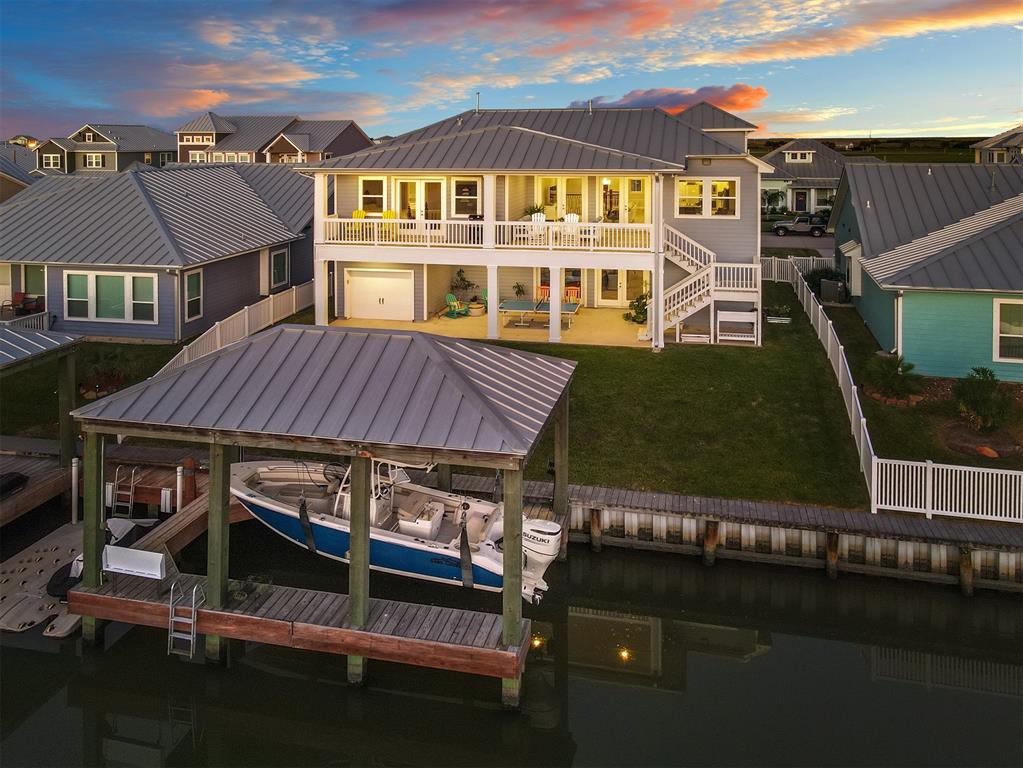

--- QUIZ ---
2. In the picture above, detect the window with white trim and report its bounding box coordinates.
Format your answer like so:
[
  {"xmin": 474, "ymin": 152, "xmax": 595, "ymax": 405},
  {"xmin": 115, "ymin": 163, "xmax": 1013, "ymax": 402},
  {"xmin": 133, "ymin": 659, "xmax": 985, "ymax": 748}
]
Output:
[
  {"xmin": 184, "ymin": 269, "xmax": 203, "ymax": 321},
  {"xmin": 990, "ymin": 150, "xmax": 1007, "ymax": 164},
  {"xmin": 212, "ymin": 152, "xmax": 224, "ymax": 162},
  {"xmin": 85, "ymin": 154, "xmax": 103, "ymax": 168},
  {"xmin": 271, "ymin": 250, "xmax": 289, "ymax": 288},
  {"xmin": 677, "ymin": 177, "xmax": 739, "ymax": 218},
  {"xmin": 238, "ymin": 152, "xmax": 250, "ymax": 162},
  {"xmin": 994, "ymin": 299, "xmax": 1023, "ymax": 362},
  {"xmin": 64, "ymin": 271, "xmax": 157, "ymax": 323},
  {"xmin": 84, "ymin": 132, "xmax": 93, "ymax": 143},
  {"xmin": 452, "ymin": 178, "xmax": 480, "ymax": 217},
  {"xmin": 42, "ymin": 154, "xmax": 60, "ymax": 169},
  {"xmin": 784, "ymin": 151, "xmax": 813, "ymax": 163},
  {"xmin": 144, "ymin": 153, "xmax": 152, "ymax": 164},
  {"xmin": 159, "ymin": 152, "xmax": 172, "ymax": 167},
  {"xmin": 359, "ymin": 177, "xmax": 385, "ymax": 215},
  {"xmin": 189, "ymin": 151, "xmax": 206, "ymax": 163},
  {"xmin": 225, "ymin": 153, "xmax": 237, "ymax": 162}
]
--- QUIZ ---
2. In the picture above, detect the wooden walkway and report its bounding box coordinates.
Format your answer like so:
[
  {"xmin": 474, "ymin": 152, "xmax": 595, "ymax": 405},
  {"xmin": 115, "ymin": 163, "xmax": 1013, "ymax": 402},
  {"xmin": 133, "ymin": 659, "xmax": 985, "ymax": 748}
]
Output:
[
  {"xmin": 424, "ymin": 472, "xmax": 1023, "ymax": 552},
  {"xmin": 0, "ymin": 454, "xmax": 71, "ymax": 526},
  {"xmin": 69, "ymin": 575, "xmax": 530, "ymax": 679}
]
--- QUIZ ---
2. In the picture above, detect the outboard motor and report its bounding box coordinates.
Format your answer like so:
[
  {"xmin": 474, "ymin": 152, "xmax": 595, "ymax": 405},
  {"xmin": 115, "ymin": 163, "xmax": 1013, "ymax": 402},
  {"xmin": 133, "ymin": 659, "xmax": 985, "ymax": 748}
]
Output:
[{"xmin": 522, "ymin": 519, "xmax": 562, "ymax": 572}]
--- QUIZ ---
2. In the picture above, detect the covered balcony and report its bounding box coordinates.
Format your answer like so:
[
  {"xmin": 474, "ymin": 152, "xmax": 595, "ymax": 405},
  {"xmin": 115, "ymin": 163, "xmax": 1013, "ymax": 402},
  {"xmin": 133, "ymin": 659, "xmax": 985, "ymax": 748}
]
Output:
[{"xmin": 317, "ymin": 174, "xmax": 655, "ymax": 254}]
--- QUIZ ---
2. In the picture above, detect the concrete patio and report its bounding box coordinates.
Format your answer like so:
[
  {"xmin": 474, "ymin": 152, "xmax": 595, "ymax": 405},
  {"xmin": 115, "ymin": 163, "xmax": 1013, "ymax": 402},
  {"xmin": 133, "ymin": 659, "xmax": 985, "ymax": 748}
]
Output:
[{"xmin": 330, "ymin": 306, "xmax": 648, "ymax": 347}]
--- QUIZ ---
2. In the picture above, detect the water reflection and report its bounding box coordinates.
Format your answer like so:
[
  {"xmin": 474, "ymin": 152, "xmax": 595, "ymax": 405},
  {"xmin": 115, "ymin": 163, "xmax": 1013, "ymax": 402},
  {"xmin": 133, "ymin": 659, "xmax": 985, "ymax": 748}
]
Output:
[{"xmin": 2, "ymin": 520, "xmax": 1021, "ymax": 767}]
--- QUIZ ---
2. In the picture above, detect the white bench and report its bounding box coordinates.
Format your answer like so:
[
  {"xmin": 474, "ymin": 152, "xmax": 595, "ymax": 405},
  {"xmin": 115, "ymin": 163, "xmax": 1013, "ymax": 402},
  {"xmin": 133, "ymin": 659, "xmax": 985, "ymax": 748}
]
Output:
[{"xmin": 102, "ymin": 545, "xmax": 168, "ymax": 593}]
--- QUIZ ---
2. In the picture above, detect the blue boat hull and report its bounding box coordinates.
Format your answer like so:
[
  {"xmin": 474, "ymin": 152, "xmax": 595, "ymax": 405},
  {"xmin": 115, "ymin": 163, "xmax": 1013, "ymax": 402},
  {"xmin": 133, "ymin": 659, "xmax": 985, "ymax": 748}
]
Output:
[{"xmin": 238, "ymin": 498, "xmax": 504, "ymax": 592}]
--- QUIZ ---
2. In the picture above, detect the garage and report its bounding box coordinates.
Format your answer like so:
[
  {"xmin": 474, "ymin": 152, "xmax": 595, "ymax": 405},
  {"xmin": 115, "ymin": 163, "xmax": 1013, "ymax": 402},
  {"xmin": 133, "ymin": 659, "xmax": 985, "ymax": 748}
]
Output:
[{"xmin": 345, "ymin": 269, "xmax": 415, "ymax": 321}]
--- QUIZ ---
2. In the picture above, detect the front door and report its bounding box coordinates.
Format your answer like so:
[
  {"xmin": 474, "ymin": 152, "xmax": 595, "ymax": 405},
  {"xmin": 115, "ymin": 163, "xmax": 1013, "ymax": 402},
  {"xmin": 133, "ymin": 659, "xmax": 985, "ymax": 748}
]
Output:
[
  {"xmin": 596, "ymin": 269, "xmax": 648, "ymax": 307},
  {"xmin": 397, "ymin": 179, "xmax": 445, "ymax": 220},
  {"xmin": 793, "ymin": 189, "xmax": 809, "ymax": 212},
  {"xmin": 537, "ymin": 177, "xmax": 584, "ymax": 220}
]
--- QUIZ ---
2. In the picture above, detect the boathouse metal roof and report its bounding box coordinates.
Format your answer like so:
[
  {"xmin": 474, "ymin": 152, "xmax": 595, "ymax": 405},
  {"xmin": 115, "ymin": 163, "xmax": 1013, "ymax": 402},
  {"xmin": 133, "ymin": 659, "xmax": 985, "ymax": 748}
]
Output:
[
  {"xmin": 72, "ymin": 326, "xmax": 576, "ymax": 464},
  {"xmin": 0, "ymin": 328, "xmax": 80, "ymax": 369}
]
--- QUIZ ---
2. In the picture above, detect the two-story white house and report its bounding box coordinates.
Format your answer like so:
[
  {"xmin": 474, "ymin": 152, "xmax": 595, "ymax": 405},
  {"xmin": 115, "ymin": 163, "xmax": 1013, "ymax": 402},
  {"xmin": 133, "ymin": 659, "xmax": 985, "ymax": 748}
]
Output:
[{"xmin": 305, "ymin": 104, "xmax": 771, "ymax": 348}]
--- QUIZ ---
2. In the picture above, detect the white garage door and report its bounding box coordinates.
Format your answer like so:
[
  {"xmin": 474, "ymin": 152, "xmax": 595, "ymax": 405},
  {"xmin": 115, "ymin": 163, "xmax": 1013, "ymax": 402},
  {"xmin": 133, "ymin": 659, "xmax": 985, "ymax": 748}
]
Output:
[{"xmin": 347, "ymin": 269, "xmax": 414, "ymax": 321}]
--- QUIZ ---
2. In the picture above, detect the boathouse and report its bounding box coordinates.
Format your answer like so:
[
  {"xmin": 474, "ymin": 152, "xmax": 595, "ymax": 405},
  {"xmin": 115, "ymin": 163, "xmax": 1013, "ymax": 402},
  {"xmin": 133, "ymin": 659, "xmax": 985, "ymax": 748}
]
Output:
[{"xmin": 68, "ymin": 325, "xmax": 575, "ymax": 705}]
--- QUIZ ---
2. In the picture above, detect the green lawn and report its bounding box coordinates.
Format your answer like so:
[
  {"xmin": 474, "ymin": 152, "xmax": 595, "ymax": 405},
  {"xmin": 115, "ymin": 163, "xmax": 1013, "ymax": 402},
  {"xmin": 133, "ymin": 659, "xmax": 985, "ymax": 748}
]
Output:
[
  {"xmin": 825, "ymin": 306, "xmax": 1023, "ymax": 470},
  {"xmin": 509, "ymin": 281, "xmax": 868, "ymax": 508}
]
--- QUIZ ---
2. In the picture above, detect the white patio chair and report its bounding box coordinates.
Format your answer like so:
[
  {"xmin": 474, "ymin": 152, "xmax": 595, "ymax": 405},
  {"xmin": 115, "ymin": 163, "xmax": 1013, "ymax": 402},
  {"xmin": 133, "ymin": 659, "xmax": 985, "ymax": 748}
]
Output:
[
  {"xmin": 562, "ymin": 213, "xmax": 580, "ymax": 246},
  {"xmin": 528, "ymin": 211, "xmax": 548, "ymax": 246}
]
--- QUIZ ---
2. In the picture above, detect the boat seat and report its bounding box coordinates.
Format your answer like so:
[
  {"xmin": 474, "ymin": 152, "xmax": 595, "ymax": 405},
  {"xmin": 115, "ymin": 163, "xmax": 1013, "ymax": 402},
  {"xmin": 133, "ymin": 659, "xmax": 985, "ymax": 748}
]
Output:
[
  {"xmin": 276, "ymin": 483, "xmax": 330, "ymax": 500},
  {"xmin": 397, "ymin": 492, "xmax": 431, "ymax": 521},
  {"xmin": 465, "ymin": 512, "xmax": 488, "ymax": 544}
]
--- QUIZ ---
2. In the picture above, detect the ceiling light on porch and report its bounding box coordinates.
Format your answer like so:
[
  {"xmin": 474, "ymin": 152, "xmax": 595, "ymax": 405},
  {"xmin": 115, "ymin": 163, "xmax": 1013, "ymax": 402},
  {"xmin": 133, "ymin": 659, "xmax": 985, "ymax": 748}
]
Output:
[{"xmin": 601, "ymin": 178, "xmax": 610, "ymax": 186}]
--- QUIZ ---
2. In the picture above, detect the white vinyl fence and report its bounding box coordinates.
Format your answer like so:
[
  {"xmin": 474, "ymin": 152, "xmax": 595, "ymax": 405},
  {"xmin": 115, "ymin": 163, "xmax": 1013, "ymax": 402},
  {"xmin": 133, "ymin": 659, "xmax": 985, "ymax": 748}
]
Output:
[
  {"xmin": 159, "ymin": 281, "xmax": 314, "ymax": 374},
  {"xmin": 766, "ymin": 256, "xmax": 1022, "ymax": 524}
]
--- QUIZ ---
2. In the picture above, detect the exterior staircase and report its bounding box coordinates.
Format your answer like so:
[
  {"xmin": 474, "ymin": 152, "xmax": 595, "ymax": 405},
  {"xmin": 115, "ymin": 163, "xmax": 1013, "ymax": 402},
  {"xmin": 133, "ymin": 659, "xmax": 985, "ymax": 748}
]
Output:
[{"xmin": 660, "ymin": 225, "xmax": 760, "ymax": 345}]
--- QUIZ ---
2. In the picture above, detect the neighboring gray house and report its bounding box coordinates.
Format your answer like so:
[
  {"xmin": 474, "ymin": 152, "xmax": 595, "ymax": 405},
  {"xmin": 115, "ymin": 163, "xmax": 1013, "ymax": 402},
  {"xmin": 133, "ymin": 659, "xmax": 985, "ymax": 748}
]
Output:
[
  {"xmin": 176, "ymin": 113, "xmax": 372, "ymax": 164},
  {"xmin": 32, "ymin": 124, "xmax": 176, "ymax": 175},
  {"xmin": 761, "ymin": 138, "xmax": 882, "ymax": 212},
  {"xmin": 829, "ymin": 163, "xmax": 1023, "ymax": 381},
  {"xmin": 0, "ymin": 164, "xmax": 314, "ymax": 341},
  {"xmin": 0, "ymin": 144, "xmax": 36, "ymax": 203},
  {"xmin": 971, "ymin": 125, "xmax": 1023, "ymax": 165}
]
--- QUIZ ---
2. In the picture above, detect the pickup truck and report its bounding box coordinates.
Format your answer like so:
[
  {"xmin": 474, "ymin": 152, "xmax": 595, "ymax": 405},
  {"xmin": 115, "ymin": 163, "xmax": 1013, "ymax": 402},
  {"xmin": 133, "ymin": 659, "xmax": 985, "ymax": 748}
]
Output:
[{"xmin": 772, "ymin": 215, "xmax": 827, "ymax": 237}]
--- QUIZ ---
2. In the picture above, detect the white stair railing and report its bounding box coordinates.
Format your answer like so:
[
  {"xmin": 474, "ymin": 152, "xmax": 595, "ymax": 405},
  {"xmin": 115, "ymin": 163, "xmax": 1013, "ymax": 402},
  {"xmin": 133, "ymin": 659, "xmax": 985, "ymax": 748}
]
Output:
[
  {"xmin": 663, "ymin": 265, "xmax": 714, "ymax": 324},
  {"xmin": 664, "ymin": 224, "xmax": 715, "ymax": 271}
]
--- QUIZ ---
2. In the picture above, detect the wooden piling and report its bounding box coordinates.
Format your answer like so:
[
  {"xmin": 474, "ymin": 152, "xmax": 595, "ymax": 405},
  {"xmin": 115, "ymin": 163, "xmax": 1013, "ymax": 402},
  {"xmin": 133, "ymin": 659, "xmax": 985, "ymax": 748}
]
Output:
[
  {"xmin": 57, "ymin": 352, "xmax": 76, "ymax": 468},
  {"xmin": 347, "ymin": 455, "xmax": 372, "ymax": 684},
  {"xmin": 205, "ymin": 442, "xmax": 238, "ymax": 662},
  {"xmin": 702, "ymin": 520, "xmax": 719, "ymax": 566},
  {"xmin": 181, "ymin": 457, "xmax": 198, "ymax": 505},
  {"xmin": 81, "ymin": 432, "xmax": 105, "ymax": 645},
  {"xmin": 959, "ymin": 547, "xmax": 974, "ymax": 597},
  {"xmin": 826, "ymin": 532, "xmax": 839, "ymax": 579},
  {"xmin": 436, "ymin": 464, "xmax": 452, "ymax": 493},
  {"xmin": 553, "ymin": 394, "xmax": 569, "ymax": 521},
  {"xmin": 589, "ymin": 508, "xmax": 602, "ymax": 552},
  {"xmin": 502, "ymin": 468, "xmax": 524, "ymax": 707}
]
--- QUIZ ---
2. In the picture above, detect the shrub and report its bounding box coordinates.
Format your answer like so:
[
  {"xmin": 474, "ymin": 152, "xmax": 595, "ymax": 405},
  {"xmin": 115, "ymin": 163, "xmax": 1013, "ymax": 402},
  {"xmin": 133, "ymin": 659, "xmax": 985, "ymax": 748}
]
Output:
[
  {"xmin": 522, "ymin": 203, "xmax": 545, "ymax": 217},
  {"xmin": 954, "ymin": 367, "xmax": 1013, "ymax": 433},
  {"xmin": 803, "ymin": 267, "xmax": 845, "ymax": 295},
  {"xmin": 864, "ymin": 355, "xmax": 923, "ymax": 399},
  {"xmin": 623, "ymin": 292, "xmax": 649, "ymax": 325}
]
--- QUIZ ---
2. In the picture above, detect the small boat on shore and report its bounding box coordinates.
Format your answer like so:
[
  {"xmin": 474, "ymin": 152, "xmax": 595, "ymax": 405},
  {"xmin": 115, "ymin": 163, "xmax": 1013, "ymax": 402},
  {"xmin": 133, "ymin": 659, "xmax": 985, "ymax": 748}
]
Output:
[{"xmin": 229, "ymin": 460, "xmax": 562, "ymax": 603}]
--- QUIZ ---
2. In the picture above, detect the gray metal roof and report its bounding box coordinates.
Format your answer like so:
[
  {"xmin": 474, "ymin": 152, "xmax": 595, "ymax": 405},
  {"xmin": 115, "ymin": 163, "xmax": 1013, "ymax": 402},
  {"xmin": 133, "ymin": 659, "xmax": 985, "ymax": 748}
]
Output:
[
  {"xmin": 836, "ymin": 163, "xmax": 1023, "ymax": 259},
  {"xmin": 676, "ymin": 101, "xmax": 757, "ymax": 131},
  {"xmin": 86, "ymin": 125, "xmax": 177, "ymax": 152},
  {"xmin": 0, "ymin": 166, "xmax": 302, "ymax": 268},
  {"xmin": 0, "ymin": 143, "xmax": 37, "ymax": 174},
  {"xmin": 762, "ymin": 139, "xmax": 881, "ymax": 183},
  {"xmin": 232, "ymin": 163, "xmax": 314, "ymax": 232},
  {"xmin": 863, "ymin": 193, "xmax": 1023, "ymax": 292},
  {"xmin": 274, "ymin": 120, "xmax": 355, "ymax": 152},
  {"xmin": 72, "ymin": 325, "xmax": 576, "ymax": 459},
  {"xmin": 342, "ymin": 107, "xmax": 744, "ymax": 170},
  {"xmin": 320, "ymin": 123, "xmax": 688, "ymax": 172},
  {"xmin": 176, "ymin": 112, "xmax": 239, "ymax": 134},
  {"xmin": 205, "ymin": 116, "xmax": 299, "ymax": 153},
  {"xmin": 971, "ymin": 125, "xmax": 1023, "ymax": 150},
  {"xmin": 0, "ymin": 328, "xmax": 79, "ymax": 370},
  {"xmin": 0, "ymin": 155, "xmax": 35, "ymax": 186}
]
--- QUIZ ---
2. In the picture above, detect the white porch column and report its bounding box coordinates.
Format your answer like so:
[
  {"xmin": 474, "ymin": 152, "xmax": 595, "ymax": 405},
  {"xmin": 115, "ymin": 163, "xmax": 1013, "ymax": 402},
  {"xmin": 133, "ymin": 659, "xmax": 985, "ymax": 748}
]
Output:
[
  {"xmin": 483, "ymin": 174, "xmax": 497, "ymax": 248},
  {"xmin": 487, "ymin": 264, "xmax": 500, "ymax": 339},
  {"xmin": 314, "ymin": 260, "xmax": 329, "ymax": 326},
  {"xmin": 651, "ymin": 174, "xmax": 665, "ymax": 349},
  {"xmin": 548, "ymin": 266, "xmax": 562, "ymax": 343}
]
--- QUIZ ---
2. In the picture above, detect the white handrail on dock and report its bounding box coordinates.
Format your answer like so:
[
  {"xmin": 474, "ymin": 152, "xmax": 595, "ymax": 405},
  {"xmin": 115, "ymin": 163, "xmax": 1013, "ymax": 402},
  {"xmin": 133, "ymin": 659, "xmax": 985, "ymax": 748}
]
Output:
[
  {"xmin": 159, "ymin": 281, "xmax": 314, "ymax": 374},
  {"xmin": 766, "ymin": 255, "xmax": 1022, "ymax": 524}
]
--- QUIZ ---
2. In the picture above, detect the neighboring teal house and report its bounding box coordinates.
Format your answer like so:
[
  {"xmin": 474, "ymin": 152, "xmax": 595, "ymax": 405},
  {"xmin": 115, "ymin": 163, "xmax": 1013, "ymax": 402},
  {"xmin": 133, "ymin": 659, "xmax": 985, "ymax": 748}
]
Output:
[{"xmin": 831, "ymin": 163, "xmax": 1023, "ymax": 382}]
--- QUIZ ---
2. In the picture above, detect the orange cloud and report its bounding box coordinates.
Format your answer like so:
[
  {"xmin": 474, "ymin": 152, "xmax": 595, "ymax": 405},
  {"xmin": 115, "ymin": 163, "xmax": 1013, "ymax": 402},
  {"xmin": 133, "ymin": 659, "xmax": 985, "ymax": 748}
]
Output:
[
  {"xmin": 690, "ymin": 0, "xmax": 1023, "ymax": 64},
  {"xmin": 176, "ymin": 52, "xmax": 320, "ymax": 87},
  {"xmin": 122, "ymin": 88, "xmax": 230, "ymax": 117},
  {"xmin": 574, "ymin": 84, "xmax": 768, "ymax": 115}
]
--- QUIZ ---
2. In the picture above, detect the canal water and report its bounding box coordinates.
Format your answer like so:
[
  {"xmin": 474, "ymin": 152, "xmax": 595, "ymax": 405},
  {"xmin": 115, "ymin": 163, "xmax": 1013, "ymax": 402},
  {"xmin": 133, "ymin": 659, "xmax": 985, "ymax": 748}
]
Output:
[{"xmin": 2, "ymin": 503, "xmax": 1021, "ymax": 767}]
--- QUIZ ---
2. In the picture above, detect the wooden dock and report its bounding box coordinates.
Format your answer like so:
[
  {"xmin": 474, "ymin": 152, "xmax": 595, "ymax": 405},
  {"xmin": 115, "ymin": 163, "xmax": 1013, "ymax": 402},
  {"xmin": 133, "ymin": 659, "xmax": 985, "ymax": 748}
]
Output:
[
  {"xmin": 0, "ymin": 454, "xmax": 71, "ymax": 526},
  {"xmin": 69, "ymin": 574, "xmax": 531, "ymax": 680},
  {"xmin": 421, "ymin": 472, "xmax": 1023, "ymax": 594}
]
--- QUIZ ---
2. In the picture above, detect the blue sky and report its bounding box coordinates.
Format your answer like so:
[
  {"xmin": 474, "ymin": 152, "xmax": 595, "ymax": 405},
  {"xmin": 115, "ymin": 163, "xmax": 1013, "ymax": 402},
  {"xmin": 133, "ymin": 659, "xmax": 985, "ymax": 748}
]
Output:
[{"xmin": 1, "ymin": 0, "xmax": 1020, "ymax": 140}]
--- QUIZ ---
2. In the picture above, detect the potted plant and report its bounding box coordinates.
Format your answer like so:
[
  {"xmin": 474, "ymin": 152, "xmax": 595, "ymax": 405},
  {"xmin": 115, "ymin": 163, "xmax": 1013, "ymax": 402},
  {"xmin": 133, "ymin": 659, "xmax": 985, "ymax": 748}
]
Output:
[
  {"xmin": 522, "ymin": 204, "xmax": 545, "ymax": 219},
  {"xmin": 513, "ymin": 282, "xmax": 526, "ymax": 299},
  {"xmin": 764, "ymin": 304, "xmax": 792, "ymax": 324},
  {"xmin": 450, "ymin": 269, "xmax": 477, "ymax": 303},
  {"xmin": 467, "ymin": 293, "xmax": 485, "ymax": 317},
  {"xmin": 623, "ymin": 293, "xmax": 649, "ymax": 325}
]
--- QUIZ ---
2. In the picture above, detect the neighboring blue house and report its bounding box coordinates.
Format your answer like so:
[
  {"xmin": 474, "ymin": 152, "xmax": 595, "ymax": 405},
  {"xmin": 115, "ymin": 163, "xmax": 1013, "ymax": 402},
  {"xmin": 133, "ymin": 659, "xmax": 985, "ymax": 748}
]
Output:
[
  {"xmin": 0, "ymin": 164, "xmax": 313, "ymax": 342},
  {"xmin": 831, "ymin": 163, "xmax": 1023, "ymax": 381}
]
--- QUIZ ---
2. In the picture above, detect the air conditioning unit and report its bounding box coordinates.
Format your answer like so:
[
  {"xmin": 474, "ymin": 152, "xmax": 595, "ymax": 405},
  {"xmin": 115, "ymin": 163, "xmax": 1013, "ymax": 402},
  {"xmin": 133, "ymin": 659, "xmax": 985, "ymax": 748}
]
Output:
[{"xmin": 820, "ymin": 279, "xmax": 847, "ymax": 303}]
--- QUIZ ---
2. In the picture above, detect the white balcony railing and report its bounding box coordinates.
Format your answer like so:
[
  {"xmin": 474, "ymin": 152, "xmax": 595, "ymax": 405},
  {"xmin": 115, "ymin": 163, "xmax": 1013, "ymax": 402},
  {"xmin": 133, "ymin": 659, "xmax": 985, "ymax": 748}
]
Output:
[
  {"xmin": 322, "ymin": 218, "xmax": 654, "ymax": 252},
  {"xmin": 0, "ymin": 311, "xmax": 49, "ymax": 330}
]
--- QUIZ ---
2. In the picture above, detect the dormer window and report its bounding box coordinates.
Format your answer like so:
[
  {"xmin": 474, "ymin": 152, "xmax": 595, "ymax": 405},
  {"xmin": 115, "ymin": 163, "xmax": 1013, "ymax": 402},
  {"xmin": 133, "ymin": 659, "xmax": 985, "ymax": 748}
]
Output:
[
  {"xmin": 784, "ymin": 151, "xmax": 814, "ymax": 163},
  {"xmin": 84, "ymin": 132, "xmax": 93, "ymax": 142}
]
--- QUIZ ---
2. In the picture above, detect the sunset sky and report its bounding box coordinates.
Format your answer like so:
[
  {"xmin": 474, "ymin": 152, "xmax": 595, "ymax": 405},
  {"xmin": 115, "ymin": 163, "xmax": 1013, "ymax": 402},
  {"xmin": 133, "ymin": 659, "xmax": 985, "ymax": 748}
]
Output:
[{"xmin": 1, "ymin": 0, "xmax": 1020, "ymax": 141}]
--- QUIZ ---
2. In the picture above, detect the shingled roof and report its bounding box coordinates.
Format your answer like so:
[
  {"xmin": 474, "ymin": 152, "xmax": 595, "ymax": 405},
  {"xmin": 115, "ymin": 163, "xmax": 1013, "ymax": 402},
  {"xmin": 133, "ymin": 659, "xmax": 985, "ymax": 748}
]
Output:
[
  {"xmin": 0, "ymin": 165, "xmax": 305, "ymax": 268},
  {"xmin": 72, "ymin": 326, "xmax": 576, "ymax": 460}
]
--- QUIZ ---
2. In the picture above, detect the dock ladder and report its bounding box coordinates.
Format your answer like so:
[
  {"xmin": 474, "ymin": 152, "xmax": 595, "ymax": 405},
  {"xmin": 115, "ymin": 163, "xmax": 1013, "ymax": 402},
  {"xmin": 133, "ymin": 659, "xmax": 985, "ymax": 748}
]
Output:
[
  {"xmin": 167, "ymin": 580, "xmax": 205, "ymax": 659},
  {"xmin": 110, "ymin": 465, "xmax": 140, "ymax": 518}
]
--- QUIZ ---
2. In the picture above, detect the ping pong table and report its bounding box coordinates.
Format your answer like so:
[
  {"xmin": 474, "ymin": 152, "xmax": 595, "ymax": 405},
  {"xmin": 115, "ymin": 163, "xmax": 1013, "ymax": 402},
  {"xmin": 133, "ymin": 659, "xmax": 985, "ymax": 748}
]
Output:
[{"xmin": 498, "ymin": 299, "xmax": 581, "ymax": 328}]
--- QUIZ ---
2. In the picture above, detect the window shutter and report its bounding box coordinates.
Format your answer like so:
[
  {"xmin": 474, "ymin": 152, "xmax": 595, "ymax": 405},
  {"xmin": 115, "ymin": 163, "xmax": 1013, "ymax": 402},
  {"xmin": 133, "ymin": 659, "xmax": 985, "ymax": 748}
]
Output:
[{"xmin": 101, "ymin": 155, "xmax": 107, "ymax": 168}]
